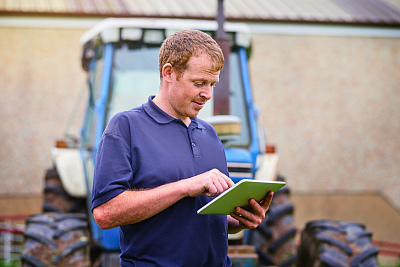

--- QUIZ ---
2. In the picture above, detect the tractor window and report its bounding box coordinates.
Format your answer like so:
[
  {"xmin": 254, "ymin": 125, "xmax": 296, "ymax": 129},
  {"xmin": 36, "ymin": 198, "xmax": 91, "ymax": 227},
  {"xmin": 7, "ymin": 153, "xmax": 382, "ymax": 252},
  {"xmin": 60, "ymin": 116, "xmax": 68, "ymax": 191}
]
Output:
[
  {"xmin": 82, "ymin": 44, "xmax": 105, "ymax": 149},
  {"xmin": 226, "ymin": 51, "xmax": 250, "ymax": 148},
  {"xmin": 107, "ymin": 44, "xmax": 160, "ymax": 122},
  {"xmin": 107, "ymin": 44, "xmax": 250, "ymax": 148},
  {"xmin": 90, "ymin": 44, "xmax": 105, "ymax": 104}
]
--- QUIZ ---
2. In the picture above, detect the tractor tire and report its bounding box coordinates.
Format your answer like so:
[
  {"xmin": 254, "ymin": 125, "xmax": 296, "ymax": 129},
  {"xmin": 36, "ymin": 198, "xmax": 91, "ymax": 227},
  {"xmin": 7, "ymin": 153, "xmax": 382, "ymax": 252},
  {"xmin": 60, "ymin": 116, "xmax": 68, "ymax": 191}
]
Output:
[
  {"xmin": 249, "ymin": 175, "xmax": 297, "ymax": 267},
  {"xmin": 43, "ymin": 169, "xmax": 87, "ymax": 213},
  {"xmin": 21, "ymin": 213, "xmax": 90, "ymax": 267},
  {"xmin": 296, "ymin": 220, "xmax": 379, "ymax": 267}
]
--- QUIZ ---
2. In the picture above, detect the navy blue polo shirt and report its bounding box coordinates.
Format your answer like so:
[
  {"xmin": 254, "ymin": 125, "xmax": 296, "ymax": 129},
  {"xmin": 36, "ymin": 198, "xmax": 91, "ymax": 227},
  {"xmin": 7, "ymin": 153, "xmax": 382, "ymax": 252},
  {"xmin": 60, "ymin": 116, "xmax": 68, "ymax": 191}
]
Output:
[{"xmin": 92, "ymin": 96, "xmax": 232, "ymax": 266}]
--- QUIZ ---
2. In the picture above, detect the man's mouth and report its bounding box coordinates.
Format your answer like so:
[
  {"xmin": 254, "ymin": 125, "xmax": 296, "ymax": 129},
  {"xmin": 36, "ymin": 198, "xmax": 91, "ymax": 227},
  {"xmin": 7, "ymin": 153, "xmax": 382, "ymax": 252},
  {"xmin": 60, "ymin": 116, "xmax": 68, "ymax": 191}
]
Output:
[{"xmin": 193, "ymin": 101, "xmax": 206, "ymax": 109}]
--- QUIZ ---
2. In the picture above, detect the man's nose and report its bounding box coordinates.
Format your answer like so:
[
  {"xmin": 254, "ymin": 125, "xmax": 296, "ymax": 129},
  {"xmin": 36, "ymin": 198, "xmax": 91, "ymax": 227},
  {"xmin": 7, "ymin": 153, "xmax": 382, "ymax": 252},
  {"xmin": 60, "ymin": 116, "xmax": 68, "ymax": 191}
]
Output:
[{"xmin": 201, "ymin": 85, "xmax": 213, "ymax": 100}]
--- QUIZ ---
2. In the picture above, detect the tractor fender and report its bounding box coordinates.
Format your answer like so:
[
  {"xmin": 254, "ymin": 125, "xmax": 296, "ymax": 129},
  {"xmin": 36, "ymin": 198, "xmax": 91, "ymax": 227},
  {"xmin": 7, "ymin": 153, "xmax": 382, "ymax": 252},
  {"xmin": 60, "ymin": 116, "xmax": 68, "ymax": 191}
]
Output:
[
  {"xmin": 51, "ymin": 147, "xmax": 87, "ymax": 198},
  {"xmin": 255, "ymin": 153, "xmax": 279, "ymax": 181}
]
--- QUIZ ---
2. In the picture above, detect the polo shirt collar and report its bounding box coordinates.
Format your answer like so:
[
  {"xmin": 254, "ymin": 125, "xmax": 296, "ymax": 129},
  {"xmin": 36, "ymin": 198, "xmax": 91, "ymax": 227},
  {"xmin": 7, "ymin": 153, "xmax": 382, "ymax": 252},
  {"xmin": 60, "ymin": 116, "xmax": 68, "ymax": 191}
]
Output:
[
  {"xmin": 143, "ymin": 96, "xmax": 174, "ymax": 124},
  {"xmin": 194, "ymin": 117, "xmax": 206, "ymax": 130},
  {"xmin": 143, "ymin": 95, "xmax": 205, "ymax": 129}
]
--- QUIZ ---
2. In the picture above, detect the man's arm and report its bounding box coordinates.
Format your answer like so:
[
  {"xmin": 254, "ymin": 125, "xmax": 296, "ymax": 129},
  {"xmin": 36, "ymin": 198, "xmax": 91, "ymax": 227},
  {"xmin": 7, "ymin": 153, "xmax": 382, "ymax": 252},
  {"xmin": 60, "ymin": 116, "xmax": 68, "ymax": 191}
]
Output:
[
  {"xmin": 93, "ymin": 168, "xmax": 234, "ymax": 229},
  {"xmin": 227, "ymin": 191, "xmax": 274, "ymax": 234}
]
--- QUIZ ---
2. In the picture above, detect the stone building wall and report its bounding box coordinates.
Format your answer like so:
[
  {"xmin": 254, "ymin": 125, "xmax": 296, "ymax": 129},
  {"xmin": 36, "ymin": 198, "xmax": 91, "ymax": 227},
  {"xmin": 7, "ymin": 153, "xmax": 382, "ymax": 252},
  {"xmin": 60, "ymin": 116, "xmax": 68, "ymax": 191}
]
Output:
[
  {"xmin": 250, "ymin": 33, "xmax": 400, "ymax": 210},
  {"xmin": 1, "ymin": 24, "xmax": 399, "ymax": 213},
  {"xmin": 0, "ymin": 26, "xmax": 87, "ymax": 197}
]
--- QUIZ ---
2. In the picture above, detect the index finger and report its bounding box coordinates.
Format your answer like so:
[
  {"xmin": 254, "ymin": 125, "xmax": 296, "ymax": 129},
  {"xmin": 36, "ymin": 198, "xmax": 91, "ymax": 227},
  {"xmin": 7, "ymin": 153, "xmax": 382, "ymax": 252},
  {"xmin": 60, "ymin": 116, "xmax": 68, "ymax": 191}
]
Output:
[
  {"xmin": 225, "ymin": 175, "xmax": 235, "ymax": 188},
  {"xmin": 219, "ymin": 171, "xmax": 234, "ymax": 187}
]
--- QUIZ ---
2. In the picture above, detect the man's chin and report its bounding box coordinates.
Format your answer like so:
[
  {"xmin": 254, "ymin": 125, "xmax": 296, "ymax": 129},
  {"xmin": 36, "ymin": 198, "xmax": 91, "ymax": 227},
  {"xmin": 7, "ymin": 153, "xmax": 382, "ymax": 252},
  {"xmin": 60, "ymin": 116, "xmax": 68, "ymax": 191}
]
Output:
[{"xmin": 188, "ymin": 110, "xmax": 201, "ymax": 118}]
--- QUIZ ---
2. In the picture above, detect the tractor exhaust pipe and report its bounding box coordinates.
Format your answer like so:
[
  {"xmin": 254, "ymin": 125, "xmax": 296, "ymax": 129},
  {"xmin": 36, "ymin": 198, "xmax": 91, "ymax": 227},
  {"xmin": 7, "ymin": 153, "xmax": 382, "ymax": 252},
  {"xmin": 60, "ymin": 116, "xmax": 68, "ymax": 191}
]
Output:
[{"xmin": 214, "ymin": 0, "xmax": 230, "ymax": 115}]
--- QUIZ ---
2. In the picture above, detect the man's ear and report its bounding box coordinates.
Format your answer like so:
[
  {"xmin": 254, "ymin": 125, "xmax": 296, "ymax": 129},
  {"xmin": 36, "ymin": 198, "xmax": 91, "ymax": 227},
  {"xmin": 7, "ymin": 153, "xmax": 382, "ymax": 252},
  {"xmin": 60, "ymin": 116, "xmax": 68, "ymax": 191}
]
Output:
[{"xmin": 162, "ymin": 63, "xmax": 174, "ymax": 82}]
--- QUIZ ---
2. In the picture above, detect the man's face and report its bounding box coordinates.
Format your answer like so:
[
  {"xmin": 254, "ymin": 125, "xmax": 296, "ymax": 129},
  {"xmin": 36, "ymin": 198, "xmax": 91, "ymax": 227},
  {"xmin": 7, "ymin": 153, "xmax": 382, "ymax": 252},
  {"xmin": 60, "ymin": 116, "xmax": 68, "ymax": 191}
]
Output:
[{"xmin": 167, "ymin": 54, "xmax": 220, "ymax": 121}]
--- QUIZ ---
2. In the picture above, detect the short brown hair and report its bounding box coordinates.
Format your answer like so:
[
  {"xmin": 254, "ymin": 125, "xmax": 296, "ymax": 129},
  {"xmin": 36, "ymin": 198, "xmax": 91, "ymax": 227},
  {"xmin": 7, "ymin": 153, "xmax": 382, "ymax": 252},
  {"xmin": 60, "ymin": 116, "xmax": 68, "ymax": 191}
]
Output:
[{"xmin": 159, "ymin": 29, "xmax": 224, "ymax": 78}]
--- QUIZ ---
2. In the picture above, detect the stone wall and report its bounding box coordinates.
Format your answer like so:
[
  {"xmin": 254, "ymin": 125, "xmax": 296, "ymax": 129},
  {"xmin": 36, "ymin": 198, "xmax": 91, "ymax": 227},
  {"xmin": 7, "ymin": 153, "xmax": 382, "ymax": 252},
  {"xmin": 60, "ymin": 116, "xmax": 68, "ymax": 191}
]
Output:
[
  {"xmin": 1, "ymin": 25, "xmax": 399, "ymax": 213},
  {"xmin": 250, "ymin": 33, "xmax": 400, "ymax": 210},
  {"xmin": 0, "ymin": 27, "xmax": 87, "ymax": 197}
]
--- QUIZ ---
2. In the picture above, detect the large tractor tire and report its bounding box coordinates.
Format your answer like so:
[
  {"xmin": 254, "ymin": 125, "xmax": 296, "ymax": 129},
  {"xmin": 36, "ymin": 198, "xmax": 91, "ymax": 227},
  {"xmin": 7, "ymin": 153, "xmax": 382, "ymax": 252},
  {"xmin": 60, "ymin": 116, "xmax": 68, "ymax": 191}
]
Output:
[
  {"xmin": 21, "ymin": 213, "xmax": 90, "ymax": 267},
  {"xmin": 249, "ymin": 175, "xmax": 297, "ymax": 267},
  {"xmin": 43, "ymin": 169, "xmax": 87, "ymax": 213},
  {"xmin": 296, "ymin": 220, "xmax": 379, "ymax": 267}
]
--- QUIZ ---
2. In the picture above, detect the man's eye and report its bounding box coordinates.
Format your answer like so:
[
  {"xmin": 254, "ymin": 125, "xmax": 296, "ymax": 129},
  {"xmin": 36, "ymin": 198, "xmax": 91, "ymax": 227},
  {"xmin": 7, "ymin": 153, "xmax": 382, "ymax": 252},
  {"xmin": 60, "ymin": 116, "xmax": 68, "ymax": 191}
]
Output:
[{"xmin": 195, "ymin": 82, "xmax": 204, "ymax": 87}]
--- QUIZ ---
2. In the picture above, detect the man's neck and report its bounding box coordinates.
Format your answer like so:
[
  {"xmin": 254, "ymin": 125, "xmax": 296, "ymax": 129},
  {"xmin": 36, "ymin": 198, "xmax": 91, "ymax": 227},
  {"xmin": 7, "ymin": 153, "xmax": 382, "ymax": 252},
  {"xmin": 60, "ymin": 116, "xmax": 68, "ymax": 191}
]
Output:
[{"xmin": 152, "ymin": 94, "xmax": 191, "ymax": 127}]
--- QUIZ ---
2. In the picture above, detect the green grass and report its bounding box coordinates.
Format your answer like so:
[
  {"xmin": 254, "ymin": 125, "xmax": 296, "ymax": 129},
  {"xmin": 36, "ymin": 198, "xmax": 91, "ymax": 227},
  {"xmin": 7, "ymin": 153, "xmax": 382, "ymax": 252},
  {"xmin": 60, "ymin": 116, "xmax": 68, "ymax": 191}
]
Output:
[
  {"xmin": 0, "ymin": 259, "xmax": 19, "ymax": 267},
  {"xmin": 379, "ymin": 262, "xmax": 400, "ymax": 267}
]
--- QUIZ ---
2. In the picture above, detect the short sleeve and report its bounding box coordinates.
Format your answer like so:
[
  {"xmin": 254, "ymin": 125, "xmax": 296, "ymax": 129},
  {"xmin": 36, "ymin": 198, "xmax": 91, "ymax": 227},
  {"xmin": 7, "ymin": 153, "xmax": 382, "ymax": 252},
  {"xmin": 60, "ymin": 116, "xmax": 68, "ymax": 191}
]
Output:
[{"xmin": 91, "ymin": 114, "xmax": 135, "ymax": 211}]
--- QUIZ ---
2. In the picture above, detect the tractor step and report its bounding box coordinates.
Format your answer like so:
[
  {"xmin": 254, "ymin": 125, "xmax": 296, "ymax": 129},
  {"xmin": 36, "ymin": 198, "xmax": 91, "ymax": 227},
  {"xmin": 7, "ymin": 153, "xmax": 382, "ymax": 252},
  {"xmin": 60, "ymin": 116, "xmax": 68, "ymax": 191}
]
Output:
[{"xmin": 228, "ymin": 245, "xmax": 258, "ymax": 267}]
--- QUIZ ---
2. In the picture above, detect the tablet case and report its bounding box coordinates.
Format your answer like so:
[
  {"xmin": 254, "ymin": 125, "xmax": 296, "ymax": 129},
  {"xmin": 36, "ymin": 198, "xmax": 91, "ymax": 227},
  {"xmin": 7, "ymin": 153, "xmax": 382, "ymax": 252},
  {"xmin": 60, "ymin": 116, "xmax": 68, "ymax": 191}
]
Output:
[{"xmin": 197, "ymin": 179, "xmax": 286, "ymax": 215}]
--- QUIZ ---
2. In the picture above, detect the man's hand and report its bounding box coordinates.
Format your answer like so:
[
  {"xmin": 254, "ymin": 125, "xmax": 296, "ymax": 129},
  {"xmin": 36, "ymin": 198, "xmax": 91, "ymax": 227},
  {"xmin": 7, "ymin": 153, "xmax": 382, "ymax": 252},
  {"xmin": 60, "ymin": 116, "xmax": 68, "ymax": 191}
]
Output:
[
  {"xmin": 228, "ymin": 191, "xmax": 274, "ymax": 232},
  {"xmin": 181, "ymin": 168, "xmax": 234, "ymax": 198}
]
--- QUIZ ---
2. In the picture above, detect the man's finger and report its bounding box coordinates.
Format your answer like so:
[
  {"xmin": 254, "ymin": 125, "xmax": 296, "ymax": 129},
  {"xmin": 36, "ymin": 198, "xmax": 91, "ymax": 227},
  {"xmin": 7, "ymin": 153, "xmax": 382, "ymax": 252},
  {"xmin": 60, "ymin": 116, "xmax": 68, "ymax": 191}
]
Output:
[
  {"xmin": 230, "ymin": 210, "xmax": 258, "ymax": 229},
  {"xmin": 261, "ymin": 191, "xmax": 274, "ymax": 209},
  {"xmin": 205, "ymin": 183, "xmax": 218, "ymax": 196},
  {"xmin": 224, "ymin": 176, "xmax": 235, "ymax": 188},
  {"xmin": 248, "ymin": 198, "xmax": 265, "ymax": 216},
  {"xmin": 219, "ymin": 176, "xmax": 232, "ymax": 191},
  {"xmin": 213, "ymin": 180, "xmax": 224, "ymax": 194}
]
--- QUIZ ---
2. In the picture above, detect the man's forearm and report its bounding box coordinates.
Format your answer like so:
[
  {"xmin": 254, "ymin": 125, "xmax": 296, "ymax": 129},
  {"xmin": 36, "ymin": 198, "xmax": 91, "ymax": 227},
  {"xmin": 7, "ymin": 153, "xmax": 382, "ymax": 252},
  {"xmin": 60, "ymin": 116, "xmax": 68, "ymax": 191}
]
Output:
[
  {"xmin": 93, "ymin": 169, "xmax": 234, "ymax": 229},
  {"xmin": 93, "ymin": 181, "xmax": 188, "ymax": 229}
]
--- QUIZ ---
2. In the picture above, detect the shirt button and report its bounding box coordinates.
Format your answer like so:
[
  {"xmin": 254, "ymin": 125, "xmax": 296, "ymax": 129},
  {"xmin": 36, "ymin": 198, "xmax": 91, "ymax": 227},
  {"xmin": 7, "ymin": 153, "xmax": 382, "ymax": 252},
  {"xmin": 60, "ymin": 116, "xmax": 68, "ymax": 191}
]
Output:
[{"xmin": 192, "ymin": 142, "xmax": 196, "ymax": 147}]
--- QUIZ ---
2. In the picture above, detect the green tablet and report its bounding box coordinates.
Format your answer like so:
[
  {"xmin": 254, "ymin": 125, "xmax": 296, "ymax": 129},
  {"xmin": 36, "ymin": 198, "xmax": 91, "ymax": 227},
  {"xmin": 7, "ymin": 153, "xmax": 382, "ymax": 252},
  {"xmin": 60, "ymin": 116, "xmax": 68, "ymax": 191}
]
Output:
[{"xmin": 197, "ymin": 179, "xmax": 286, "ymax": 215}]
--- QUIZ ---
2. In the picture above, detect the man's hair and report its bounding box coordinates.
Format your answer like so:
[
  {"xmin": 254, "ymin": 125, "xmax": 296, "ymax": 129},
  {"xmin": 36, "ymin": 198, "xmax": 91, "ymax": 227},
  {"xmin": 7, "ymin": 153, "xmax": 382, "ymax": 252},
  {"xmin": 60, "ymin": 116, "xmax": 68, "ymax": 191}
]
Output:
[{"xmin": 159, "ymin": 29, "xmax": 224, "ymax": 78}]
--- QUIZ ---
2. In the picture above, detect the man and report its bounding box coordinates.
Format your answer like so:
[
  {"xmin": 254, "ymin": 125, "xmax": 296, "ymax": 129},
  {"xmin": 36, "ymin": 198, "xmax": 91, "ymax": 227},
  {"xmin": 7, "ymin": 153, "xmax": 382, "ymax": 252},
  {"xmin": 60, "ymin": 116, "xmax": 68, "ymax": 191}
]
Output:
[{"xmin": 92, "ymin": 29, "xmax": 273, "ymax": 266}]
